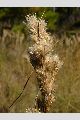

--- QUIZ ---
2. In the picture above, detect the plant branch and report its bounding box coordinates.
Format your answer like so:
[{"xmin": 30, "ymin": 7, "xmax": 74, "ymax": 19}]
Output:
[{"xmin": 9, "ymin": 71, "xmax": 33, "ymax": 109}]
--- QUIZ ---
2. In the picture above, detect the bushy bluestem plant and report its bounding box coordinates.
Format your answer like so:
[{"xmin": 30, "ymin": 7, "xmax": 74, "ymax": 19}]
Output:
[{"xmin": 25, "ymin": 14, "xmax": 63, "ymax": 113}]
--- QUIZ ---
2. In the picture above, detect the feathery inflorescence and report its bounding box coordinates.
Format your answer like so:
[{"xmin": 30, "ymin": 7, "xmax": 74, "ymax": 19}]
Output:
[{"xmin": 25, "ymin": 14, "xmax": 63, "ymax": 112}]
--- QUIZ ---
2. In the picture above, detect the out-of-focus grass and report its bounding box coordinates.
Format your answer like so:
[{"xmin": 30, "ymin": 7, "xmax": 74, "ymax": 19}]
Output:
[
  {"xmin": 0, "ymin": 31, "xmax": 80, "ymax": 112},
  {"xmin": 51, "ymin": 38, "xmax": 80, "ymax": 112},
  {"xmin": 0, "ymin": 33, "xmax": 37, "ymax": 112}
]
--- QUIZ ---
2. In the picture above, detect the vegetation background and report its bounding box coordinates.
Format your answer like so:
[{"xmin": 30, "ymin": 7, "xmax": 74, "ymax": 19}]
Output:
[{"xmin": 0, "ymin": 7, "xmax": 80, "ymax": 112}]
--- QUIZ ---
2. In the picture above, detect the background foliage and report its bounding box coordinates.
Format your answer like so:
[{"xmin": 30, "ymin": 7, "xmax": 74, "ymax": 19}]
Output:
[{"xmin": 0, "ymin": 7, "xmax": 80, "ymax": 32}]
